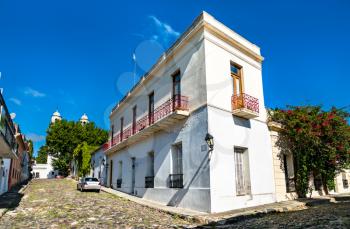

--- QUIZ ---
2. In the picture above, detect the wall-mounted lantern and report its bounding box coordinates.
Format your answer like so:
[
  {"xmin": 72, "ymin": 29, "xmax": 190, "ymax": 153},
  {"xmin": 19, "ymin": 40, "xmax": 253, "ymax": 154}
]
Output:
[{"xmin": 205, "ymin": 133, "xmax": 214, "ymax": 150}]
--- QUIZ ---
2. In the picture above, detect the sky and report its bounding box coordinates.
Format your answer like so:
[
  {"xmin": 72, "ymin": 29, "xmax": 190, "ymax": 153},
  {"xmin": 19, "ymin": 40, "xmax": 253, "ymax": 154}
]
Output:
[{"xmin": 0, "ymin": 0, "xmax": 349, "ymax": 156}]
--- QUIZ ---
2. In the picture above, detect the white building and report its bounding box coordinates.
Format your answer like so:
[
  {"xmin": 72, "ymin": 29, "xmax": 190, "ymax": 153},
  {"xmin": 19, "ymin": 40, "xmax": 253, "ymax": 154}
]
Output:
[
  {"xmin": 104, "ymin": 12, "xmax": 276, "ymax": 213},
  {"xmin": 90, "ymin": 147, "xmax": 107, "ymax": 186},
  {"xmin": 32, "ymin": 155, "xmax": 58, "ymax": 179}
]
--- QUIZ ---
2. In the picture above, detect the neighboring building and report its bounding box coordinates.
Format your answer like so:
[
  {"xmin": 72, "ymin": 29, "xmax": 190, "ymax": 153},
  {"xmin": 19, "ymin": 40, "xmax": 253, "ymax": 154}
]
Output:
[
  {"xmin": 269, "ymin": 120, "xmax": 350, "ymax": 201},
  {"xmin": 13, "ymin": 124, "xmax": 31, "ymax": 184},
  {"xmin": 104, "ymin": 12, "xmax": 275, "ymax": 213},
  {"xmin": 0, "ymin": 91, "xmax": 19, "ymax": 194},
  {"xmin": 90, "ymin": 146, "xmax": 107, "ymax": 186},
  {"xmin": 32, "ymin": 155, "xmax": 58, "ymax": 179}
]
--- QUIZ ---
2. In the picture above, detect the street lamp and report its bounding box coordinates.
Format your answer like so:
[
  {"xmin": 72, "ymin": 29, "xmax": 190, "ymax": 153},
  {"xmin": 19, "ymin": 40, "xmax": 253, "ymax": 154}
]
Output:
[{"xmin": 205, "ymin": 133, "xmax": 214, "ymax": 150}]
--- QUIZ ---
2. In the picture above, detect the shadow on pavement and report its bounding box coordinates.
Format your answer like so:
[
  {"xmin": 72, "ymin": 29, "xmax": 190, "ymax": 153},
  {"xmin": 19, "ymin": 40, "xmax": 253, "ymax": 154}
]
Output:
[{"xmin": 0, "ymin": 185, "xmax": 25, "ymax": 211}]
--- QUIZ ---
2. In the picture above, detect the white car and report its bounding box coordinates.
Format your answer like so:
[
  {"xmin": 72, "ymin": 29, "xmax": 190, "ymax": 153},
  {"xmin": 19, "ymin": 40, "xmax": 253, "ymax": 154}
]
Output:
[{"xmin": 77, "ymin": 177, "xmax": 101, "ymax": 192}]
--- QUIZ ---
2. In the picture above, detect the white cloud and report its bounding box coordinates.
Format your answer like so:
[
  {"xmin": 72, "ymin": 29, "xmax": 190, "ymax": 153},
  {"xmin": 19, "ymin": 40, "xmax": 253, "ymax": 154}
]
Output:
[
  {"xmin": 9, "ymin": 98, "xmax": 22, "ymax": 106},
  {"xmin": 148, "ymin": 15, "xmax": 180, "ymax": 45},
  {"xmin": 24, "ymin": 87, "xmax": 46, "ymax": 98},
  {"xmin": 26, "ymin": 133, "xmax": 45, "ymax": 142}
]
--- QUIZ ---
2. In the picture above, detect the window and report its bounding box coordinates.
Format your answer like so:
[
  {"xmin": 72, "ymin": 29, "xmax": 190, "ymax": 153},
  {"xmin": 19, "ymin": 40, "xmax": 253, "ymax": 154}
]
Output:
[
  {"xmin": 148, "ymin": 152, "xmax": 154, "ymax": 177},
  {"xmin": 170, "ymin": 143, "xmax": 183, "ymax": 188},
  {"xmin": 120, "ymin": 117, "xmax": 124, "ymax": 141},
  {"xmin": 234, "ymin": 147, "xmax": 251, "ymax": 195},
  {"xmin": 85, "ymin": 177, "xmax": 99, "ymax": 182},
  {"xmin": 148, "ymin": 92, "xmax": 155, "ymax": 124},
  {"xmin": 172, "ymin": 143, "xmax": 183, "ymax": 175},
  {"xmin": 231, "ymin": 63, "xmax": 243, "ymax": 96},
  {"xmin": 117, "ymin": 161, "xmax": 123, "ymax": 188},
  {"xmin": 283, "ymin": 154, "xmax": 296, "ymax": 192},
  {"xmin": 118, "ymin": 161, "xmax": 123, "ymax": 179},
  {"xmin": 132, "ymin": 106, "xmax": 137, "ymax": 134}
]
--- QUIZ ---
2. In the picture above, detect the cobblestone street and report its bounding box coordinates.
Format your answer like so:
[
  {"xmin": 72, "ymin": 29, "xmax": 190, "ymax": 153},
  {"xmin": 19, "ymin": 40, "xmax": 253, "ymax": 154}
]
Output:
[
  {"xmin": 200, "ymin": 202, "xmax": 350, "ymax": 228},
  {"xmin": 1, "ymin": 179, "xmax": 350, "ymax": 228},
  {"xmin": 0, "ymin": 179, "xmax": 192, "ymax": 228}
]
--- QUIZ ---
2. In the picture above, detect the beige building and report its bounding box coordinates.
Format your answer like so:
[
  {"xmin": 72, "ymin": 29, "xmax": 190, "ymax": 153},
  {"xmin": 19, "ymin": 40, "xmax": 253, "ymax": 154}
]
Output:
[{"xmin": 268, "ymin": 120, "xmax": 350, "ymax": 201}]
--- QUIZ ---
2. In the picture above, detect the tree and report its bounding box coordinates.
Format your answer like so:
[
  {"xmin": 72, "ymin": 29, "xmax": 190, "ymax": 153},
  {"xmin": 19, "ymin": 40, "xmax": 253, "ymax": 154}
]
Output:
[
  {"xmin": 45, "ymin": 120, "xmax": 108, "ymax": 176},
  {"xmin": 73, "ymin": 142, "xmax": 99, "ymax": 177},
  {"xmin": 269, "ymin": 105, "xmax": 350, "ymax": 197},
  {"xmin": 36, "ymin": 146, "xmax": 48, "ymax": 164}
]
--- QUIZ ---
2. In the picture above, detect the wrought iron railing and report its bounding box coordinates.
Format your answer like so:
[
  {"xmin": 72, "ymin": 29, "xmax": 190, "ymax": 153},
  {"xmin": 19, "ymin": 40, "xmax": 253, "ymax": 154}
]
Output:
[
  {"xmin": 231, "ymin": 93, "xmax": 259, "ymax": 114},
  {"xmin": 145, "ymin": 176, "xmax": 154, "ymax": 188},
  {"xmin": 286, "ymin": 177, "xmax": 296, "ymax": 192},
  {"xmin": 104, "ymin": 95, "xmax": 189, "ymax": 151},
  {"xmin": 116, "ymin": 179, "xmax": 122, "ymax": 188},
  {"xmin": 169, "ymin": 174, "xmax": 183, "ymax": 188}
]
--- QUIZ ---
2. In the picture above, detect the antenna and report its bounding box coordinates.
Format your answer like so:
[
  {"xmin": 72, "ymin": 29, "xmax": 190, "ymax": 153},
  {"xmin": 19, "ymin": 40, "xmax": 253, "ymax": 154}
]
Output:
[{"xmin": 132, "ymin": 51, "xmax": 137, "ymax": 86}]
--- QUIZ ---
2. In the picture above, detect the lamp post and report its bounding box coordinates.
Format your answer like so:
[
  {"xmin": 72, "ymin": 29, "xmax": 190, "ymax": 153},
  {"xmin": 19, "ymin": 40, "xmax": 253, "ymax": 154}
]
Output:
[{"xmin": 205, "ymin": 133, "xmax": 214, "ymax": 151}]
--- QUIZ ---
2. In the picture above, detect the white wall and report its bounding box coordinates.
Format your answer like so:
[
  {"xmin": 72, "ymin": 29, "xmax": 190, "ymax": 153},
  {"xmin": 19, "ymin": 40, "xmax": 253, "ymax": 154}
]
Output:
[
  {"xmin": 91, "ymin": 148, "xmax": 107, "ymax": 185},
  {"xmin": 32, "ymin": 155, "xmax": 58, "ymax": 179},
  {"xmin": 109, "ymin": 30, "xmax": 207, "ymax": 137},
  {"xmin": 203, "ymin": 29, "xmax": 275, "ymax": 212},
  {"xmin": 0, "ymin": 158, "xmax": 11, "ymax": 195},
  {"xmin": 108, "ymin": 106, "xmax": 211, "ymax": 212}
]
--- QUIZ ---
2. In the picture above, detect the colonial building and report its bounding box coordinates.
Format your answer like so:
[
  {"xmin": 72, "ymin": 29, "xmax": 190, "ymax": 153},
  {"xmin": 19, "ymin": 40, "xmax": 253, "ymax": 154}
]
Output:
[
  {"xmin": 0, "ymin": 91, "xmax": 30, "ymax": 194},
  {"xmin": 104, "ymin": 12, "xmax": 276, "ymax": 213}
]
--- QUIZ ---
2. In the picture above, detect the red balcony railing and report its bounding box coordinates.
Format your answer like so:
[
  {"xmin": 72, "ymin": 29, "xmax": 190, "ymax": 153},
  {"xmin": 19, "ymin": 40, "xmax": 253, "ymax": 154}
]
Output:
[
  {"xmin": 104, "ymin": 95, "xmax": 189, "ymax": 151},
  {"xmin": 231, "ymin": 93, "xmax": 259, "ymax": 114}
]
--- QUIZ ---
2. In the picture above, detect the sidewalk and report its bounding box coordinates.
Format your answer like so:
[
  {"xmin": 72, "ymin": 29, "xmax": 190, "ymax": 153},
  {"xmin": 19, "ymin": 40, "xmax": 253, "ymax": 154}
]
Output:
[
  {"xmin": 101, "ymin": 186, "xmax": 207, "ymax": 222},
  {"xmin": 101, "ymin": 186, "xmax": 307, "ymax": 224}
]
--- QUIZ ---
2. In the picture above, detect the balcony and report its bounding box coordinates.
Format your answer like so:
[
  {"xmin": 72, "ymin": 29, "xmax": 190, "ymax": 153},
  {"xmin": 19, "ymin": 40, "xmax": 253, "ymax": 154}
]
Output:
[
  {"xmin": 231, "ymin": 93, "xmax": 259, "ymax": 119},
  {"xmin": 0, "ymin": 93, "xmax": 17, "ymax": 159},
  {"xmin": 104, "ymin": 95, "xmax": 189, "ymax": 154}
]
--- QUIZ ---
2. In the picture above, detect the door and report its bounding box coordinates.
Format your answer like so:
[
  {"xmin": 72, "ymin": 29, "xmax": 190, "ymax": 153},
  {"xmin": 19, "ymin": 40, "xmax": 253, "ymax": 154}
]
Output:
[
  {"xmin": 109, "ymin": 160, "xmax": 113, "ymax": 188},
  {"xmin": 131, "ymin": 158, "xmax": 136, "ymax": 194},
  {"xmin": 231, "ymin": 63, "xmax": 243, "ymax": 108},
  {"xmin": 172, "ymin": 71, "xmax": 181, "ymax": 109},
  {"xmin": 148, "ymin": 92, "xmax": 154, "ymax": 124}
]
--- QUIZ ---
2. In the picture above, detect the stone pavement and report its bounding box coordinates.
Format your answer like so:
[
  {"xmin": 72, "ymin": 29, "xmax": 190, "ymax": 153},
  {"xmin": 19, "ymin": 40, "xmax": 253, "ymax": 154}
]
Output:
[
  {"xmin": 0, "ymin": 179, "xmax": 194, "ymax": 228},
  {"xmin": 1, "ymin": 179, "xmax": 349, "ymax": 228},
  {"xmin": 0, "ymin": 183, "xmax": 27, "ymax": 218}
]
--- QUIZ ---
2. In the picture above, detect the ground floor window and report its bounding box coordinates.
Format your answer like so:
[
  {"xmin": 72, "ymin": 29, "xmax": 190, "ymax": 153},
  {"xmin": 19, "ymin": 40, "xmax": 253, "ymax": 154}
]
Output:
[
  {"xmin": 234, "ymin": 147, "xmax": 251, "ymax": 196},
  {"xmin": 170, "ymin": 143, "xmax": 183, "ymax": 188}
]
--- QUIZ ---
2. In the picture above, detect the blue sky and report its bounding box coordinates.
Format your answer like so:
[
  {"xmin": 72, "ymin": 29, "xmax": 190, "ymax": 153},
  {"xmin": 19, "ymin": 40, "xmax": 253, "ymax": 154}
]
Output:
[{"xmin": 0, "ymin": 0, "xmax": 349, "ymax": 156}]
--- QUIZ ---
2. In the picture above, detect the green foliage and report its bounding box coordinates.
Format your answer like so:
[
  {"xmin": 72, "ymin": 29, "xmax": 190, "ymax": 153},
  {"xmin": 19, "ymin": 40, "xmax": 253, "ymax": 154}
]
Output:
[
  {"xmin": 36, "ymin": 146, "xmax": 48, "ymax": 164},
  {"xmin": 45, "ymin": 120, "xmax": 108, "ymax": 175},
  {"xmin": 270, "ymin": 105, "xmax": 350, "ymax": 196},
  {"xmin": 73, "ymin": 142, "xmax": 99, "ymax": 177}
]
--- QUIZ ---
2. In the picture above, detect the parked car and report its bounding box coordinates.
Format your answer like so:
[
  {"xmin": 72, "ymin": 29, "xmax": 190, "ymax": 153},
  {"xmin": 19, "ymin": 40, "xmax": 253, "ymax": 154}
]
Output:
[{"xmin": 77, "ymin": 177, "xmax": 101, "ymax": 192}]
